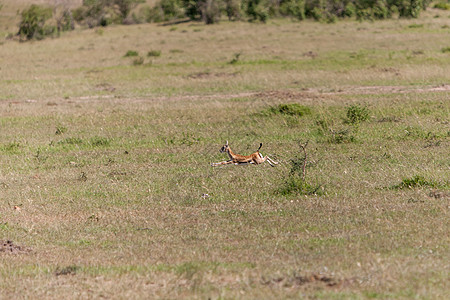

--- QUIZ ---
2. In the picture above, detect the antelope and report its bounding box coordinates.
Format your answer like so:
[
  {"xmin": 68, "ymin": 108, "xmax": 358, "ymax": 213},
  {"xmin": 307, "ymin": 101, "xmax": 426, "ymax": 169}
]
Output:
[{"xmin": 211, "ymin": 141, "xmax": 279, "ymax": 167}]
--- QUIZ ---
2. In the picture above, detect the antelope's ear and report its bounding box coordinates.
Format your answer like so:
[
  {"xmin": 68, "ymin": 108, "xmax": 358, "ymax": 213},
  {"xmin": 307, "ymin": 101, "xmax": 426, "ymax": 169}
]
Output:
[{"xmin": 226, "ymin": 140, "xmax": 228, "ymax": 145}]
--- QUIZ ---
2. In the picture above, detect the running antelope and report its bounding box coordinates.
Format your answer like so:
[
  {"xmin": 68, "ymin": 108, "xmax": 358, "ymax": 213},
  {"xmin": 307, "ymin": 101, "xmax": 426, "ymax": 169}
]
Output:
[{"xmin": 211, "ymin": 141, "xmax": 278, "ymax": 167}]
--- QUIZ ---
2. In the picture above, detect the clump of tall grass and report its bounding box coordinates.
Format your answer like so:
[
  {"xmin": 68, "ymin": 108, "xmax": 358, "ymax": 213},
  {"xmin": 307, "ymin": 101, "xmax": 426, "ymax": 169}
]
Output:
[
  {"xmin": 344, "ymin": 104, "xmax": 370, "ymax": 124},
  {"xmin": 390, "ymin": 175, "xmax": 438, "ymax": 190},
  {"xmin": 268, "ymin": 103, "xmax": 312, "ymax": 117}
]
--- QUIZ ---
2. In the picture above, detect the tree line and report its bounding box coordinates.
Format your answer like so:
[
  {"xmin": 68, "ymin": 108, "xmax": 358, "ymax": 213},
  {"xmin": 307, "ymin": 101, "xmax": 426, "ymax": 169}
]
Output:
[{"xmin": 16, "ymin": 0, "xmax": 441, "ymax": 40}]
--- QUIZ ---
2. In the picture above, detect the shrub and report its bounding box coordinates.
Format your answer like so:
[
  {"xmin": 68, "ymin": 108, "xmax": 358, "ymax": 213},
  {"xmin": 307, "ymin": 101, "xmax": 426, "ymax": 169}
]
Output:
[
  {"xmin": 54, "ymin": 7, "xmax": 75, "ymax": 33},
  {"xmin": 182, "ymin": 0, "xmax": 223, "ymax": 23},
  {"xmin": 224, "ymin": 0, "xmax": 242, "ymax": 20},
  {"xmin": 245, "ymin": 0, "xmax": 269, "ymax": 22},
  {"xmin": 279, "ymin": 176, "xmax": 322, "ymax": 195},
  {"xmin": 124, "ymin": 50, "xmax": 139, "ymax": 57},
  {"xmin": 397, "ymin": 0, "xmax": 423, "ymax": 18},
  {"xmin": 1, "ymin": 142, "xmax": 21, "ymax": 154},
  {"xmin": 115, "ymin": 0, "xmax": 145, "ymax": 21},
  {"xmin": 229, "ymin": 52, "xmax": 242, "ymax": 64},
  {"xmin": 328, "ymin": 127, "xmax": 356, "ymax": 143},
  {"xmin": 269, "ymin": 103, "xmax": 312, "ymax": 116},
  {"xmin": 89, "ymin": 136, "xmax": 111, "ymax": 147},
  {"xmin": 390, "ymin": 175, "xmax": 437, "ymax": 189},
  {"xmin": 58, "ymin": 137, "xmax": 84, "ymax": 145},
  {"xmin": 200, "ymin": 0, "xmax": 223, "ymax": 24},
  {"xmin": 72, "ymin": 0, "xmax": 124, "ymax": 28},
  {"xmin": 434, "ymin": 1, "xmax": 450, "ymax": 10},
  {"xmin": 280, "ymin": 0, "xmax": 306, "ymax": 20},
  {"xmin": 345, "ymin": 104, "xmax": 370, "ymax": 124},
  {"xmin": 18, "ymin": 5, "xmax": 54, "ymax": 40},
  {"xmin": 148, "ymin": 50, "xmax": 162, "ymax": 57},
  {"xmin": 133, "ymin": 56, "xmax": 145, "ymax": 65},
  {"xmin": 55, "ymin": 126, "xmax": 67, "ymax": 135},
  {"xmin": 441, "ymin": 47, "xmax": 450, "ymax": 53},
  {"xmin": 279, "ymin": 142, "xmax": 323, "ymax": 196},
  {"xmin": 146, "ymin": 0, "xmax": 185, "ymax": 22}
]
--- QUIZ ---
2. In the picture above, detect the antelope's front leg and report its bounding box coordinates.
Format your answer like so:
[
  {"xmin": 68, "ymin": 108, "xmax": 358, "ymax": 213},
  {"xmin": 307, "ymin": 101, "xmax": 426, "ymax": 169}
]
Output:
[{"xmin": 211, "ymin": 160, "xmax": 233, "ymax": 167}]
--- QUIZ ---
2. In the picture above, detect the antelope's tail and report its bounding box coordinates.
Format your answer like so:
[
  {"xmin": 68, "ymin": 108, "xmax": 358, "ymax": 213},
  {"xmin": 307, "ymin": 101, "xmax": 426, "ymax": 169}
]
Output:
[{"xmin": 257, "ymin": 143, "xmax": 263, "ymax": 152}]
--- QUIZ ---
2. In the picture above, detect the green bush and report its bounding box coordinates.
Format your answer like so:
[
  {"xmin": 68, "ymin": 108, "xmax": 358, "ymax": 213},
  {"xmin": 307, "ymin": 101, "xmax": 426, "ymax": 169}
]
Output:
[
  {"xmin": 390, "ymin": 175, "xmax": 437, "ymax": 189},
  {"xmin": 345, "ymin": 104, "xmax": 370, "ymax": 124},
  {"xmin": 18, "ymin": 5, "xmax": 54, "ymax": 40},
  {"xmin": 72, "ymin": 0, "xmax": 138, "ymax": 27},
  {"xmin": 279, "ymin": 176, "xmax": 322, "ymax": 195},
  {"xmin": 148, "ymin": 50, "xmax": 162, "ymax": 57},
  {"xmin": 151, "ymin": 0, "xmax": 185, "ymax": 22},
  {"xmin": 328, "ymin": 128, "xmax": 356, "ymax": 143},
  {"xmin": 279, "ymin": 147, "xmax": 323, "ymax": 196},
  {"xmin": 280, "ymin": 0, "xmax": 306, "ymax": 20},
  {"xmin": 225, "ymin": 0, "xmax": 242, "ymax": 20},
  {"xmin": 124, "ymin": 50, "xmax": 139, "ymax": 57},
  {"xmin": 201, "ymin": 0, "xmax": 223, "ymax": 24},
  {"xmin": 434, "ymin": 1, "xmax": 450, "ymax": 10},
  {"xmin": 182, "ymin": 0, "xmax": 223, "ymax": 23},
  {"xmin": 89, "ymin": 136, "xmax": 111, "ymax": 147},
  {"xmin": 269, "ymin": 103, "xmax": 312, "ymax": 116},
  {"xmin": 245, "ymin": 0, "xmax": 269, "ymax": 22}
]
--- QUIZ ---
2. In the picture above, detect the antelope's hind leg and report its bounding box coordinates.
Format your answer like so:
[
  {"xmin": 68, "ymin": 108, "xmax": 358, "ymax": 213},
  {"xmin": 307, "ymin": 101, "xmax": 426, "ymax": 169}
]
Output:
[
  {"xmin": 267, "ymin": 156, "xmax": 279, "ymax": 166},
  {"xmin": 264, "ymin": 156, "xmax": 278, "ymax": 167},
  {"xmin": 211, "ymin": 160, "xmax": 233, "ymax": 167}
]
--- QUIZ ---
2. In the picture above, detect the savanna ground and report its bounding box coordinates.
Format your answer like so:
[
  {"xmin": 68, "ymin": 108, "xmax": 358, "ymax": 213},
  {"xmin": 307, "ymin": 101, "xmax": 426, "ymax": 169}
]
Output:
[{"xmin": 0, "ymin": 2, "xmax": 449, "ymax": 298}]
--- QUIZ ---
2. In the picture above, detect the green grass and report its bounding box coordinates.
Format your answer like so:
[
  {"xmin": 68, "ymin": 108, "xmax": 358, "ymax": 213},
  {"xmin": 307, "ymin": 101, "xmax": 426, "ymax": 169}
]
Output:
[{"xmin": 0, "ymin": 6, "xmax": 449, "ymax": 299}]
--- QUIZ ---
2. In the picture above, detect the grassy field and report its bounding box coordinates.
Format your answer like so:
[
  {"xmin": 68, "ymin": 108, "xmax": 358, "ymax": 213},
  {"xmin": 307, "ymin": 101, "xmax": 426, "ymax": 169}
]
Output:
[{"xmin": 0, "ymin": 4, "xmax": 449, "ymax": 299}]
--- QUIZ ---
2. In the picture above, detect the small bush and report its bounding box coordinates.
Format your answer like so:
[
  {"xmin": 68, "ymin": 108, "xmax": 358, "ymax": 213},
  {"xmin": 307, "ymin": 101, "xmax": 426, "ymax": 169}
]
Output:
[
  {"xmin": 147, "ymin": 50, "xmax": 162, "ymax": 57},
  {"xmin": 55, "ymin": 265, "xmax": 80, "ymax": 276},
  {"xmin": 391, "ymin": 175, "xmax": 437, "ymax": 189},
  {"xmin": 148, "ymin": 0, "xmax": 185, "ymax": 22},
  {"xmin": 229, "ymin": 52, "xmax": 241, "ymax": 64},
  {"xmin": 269, "ymin": 103, "xmax": 312, "ymax": 116},
  {"xmin": 58, "ymin": 137, "xmax": 83, "ymax": 145},
  {"xmin": 55, "ymin": 126, "xmax": 67, "ymax": 135},
  {"xmin": 408, "ymin": 23, "xmax": 424, "ymax": 28},
  {"xmin": 1, "ymin": 142, "xmax": 21, "ymax": 154},
  {"xmin": 280, "ymin": 0, "xmax": 306, "ymax": 20},
  {"xmin": 224, "ymin": 0, "xmax": 242, "ymax": 20},
  {"xmin": 201, "ymin": 0, "xmax": 223, "ymax": 24},
  {"xmin": 434, "ymin": 2, "xmax": 450, "ymax": 10},
  {"xmin": 124, "ymin": 50, "xmax": 139, "ymax": 57},
  {"xmin": 18, "ymin": 5, "xmax": 54, "ymax": 40},
  {"xmin": 133, "ymin": 56, "xmax": 145, "ymax": 65},
  {"xmin": 279, "ymin": 176, "xmax": 322, "ymax": 195},
  {"xmin": 345, "ymin": 104, "xmax": 370, "ymax": 124},
  {"xmin": 328, "ymin": 128, "xmax": 356, "ymax": 144},
  {"xmin": 441, "ymin": 47, "xmax": 450, "ymax": 53},
  {"xmin": 89, "ymin": 136, "xmax": 111, "ymax": 147},
  {"xmin": 245, "ymin": 0, "xmax": 269, "ymax": 22}
]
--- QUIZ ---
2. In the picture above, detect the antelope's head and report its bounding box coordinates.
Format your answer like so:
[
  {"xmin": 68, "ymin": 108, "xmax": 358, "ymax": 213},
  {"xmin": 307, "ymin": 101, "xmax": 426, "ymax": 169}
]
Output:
[{"xmin": 219, "ymin": 141, "xmax": 230, "ymax": 153}]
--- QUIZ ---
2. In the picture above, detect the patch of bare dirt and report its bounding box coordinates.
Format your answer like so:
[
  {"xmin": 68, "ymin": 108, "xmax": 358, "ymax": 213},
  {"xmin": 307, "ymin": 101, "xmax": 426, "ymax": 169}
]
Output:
[
  {"xmin": 261, "ymin": 273, "xmax": 350, "ymax": 289},
  {"xmin": 0, "ymin": 240, "xmax": 31, "ymax": 254},
  {"xmin": 187, "ymin": 71, "xmax": 238, "ymax": 79},
  {"xmin": 255, "ymin": 90, "xmax": 323, "ymax": 101},
  {"xmin": 315, "ymin": 84, "xmax": 450, "ymax": 95},
  {"xmin": 95, "ymin": 83, "xmax": 116, "ymax": 92},
  {"xmin": 5, "ymin": 84, "xmax": 447, "ymax": 107}
]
